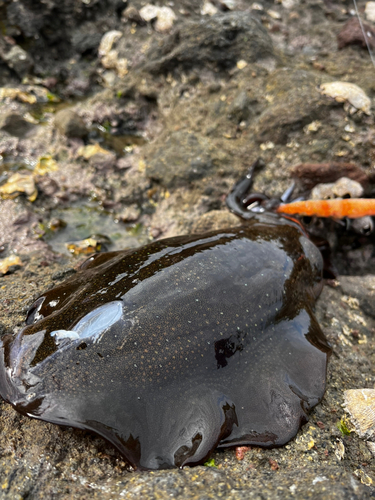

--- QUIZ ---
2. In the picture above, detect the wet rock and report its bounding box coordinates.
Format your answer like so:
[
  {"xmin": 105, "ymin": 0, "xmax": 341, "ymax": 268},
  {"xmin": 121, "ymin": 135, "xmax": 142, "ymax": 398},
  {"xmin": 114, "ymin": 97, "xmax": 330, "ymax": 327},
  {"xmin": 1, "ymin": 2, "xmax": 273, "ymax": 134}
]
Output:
[
  {"xmin": 337, "ymin": 17, "xmax": 375, "ymax": 50},
  {"xmin": 228, "ymin": 90, "xmax": 251, "ymax": 123},
  {"xmin": 0, "ymin": 172, "xmax": 37, "ymax": 202},
  {"xmin": 145, "ymin": 130, "xmax": 215, "ymax": 188},
  {"xmin": 88, "ymin": 152, "xmax": 117, "ymax": 171},
  {"xmin": 0, "ymin": 255, "xmax": 23, "ymax": 276},
  {"xmin": 191, "ymin": 210, "xmax": 239, "ymax": 233},
  {"xmin": 292, "ymin": 163, "xmax": 369, "ymax": 190},
  {"xmin": 319, "ymin": 81, "xmax": 371, "ymax": 115},
  {"xmin": 0, "ymin": 112, "xmax": 36, "ymax": 138},
  {"xmin": 201, "ymin": 1, "xmax": 219, "ymax": 16},
  {"xmin": 0, "ymin": 200, "xmax": 50, "ymax": 256},
  {"xmin": 139, "ymin": 5, "xmax": 177, "ymax": 32},
  {"xmin": 119, "ymin": 204, "xmax": 141, "ymax": 223},
  {"xmin": 142, "ymin": 11, "xmax": 275, "ymax": 74},
  {"xmin": 365, "ymin": 2, "xmax": 375, "ymax": 22},
  {"xmin": 339, "ymin": 275, "xmax": 375, "ymax": 319},
  {"xmin": 1, "ymin": 44, "xmax": 33, "ymax": 78},
  {"xmin": 122, "ymin": 5, "xmax": 145, "ymax": 25},
  {"xmin": 311, "ymin": 177, "xmax": 364, "ymax": 200},
  {"xmin": 255, "ymin": 70, "xmax": 328, "ymax": 144},
  {"xmin": 54, "ymin": 109, "xmax": 88, "ymax": 138},
  {"xmin": 71, "ymin": 29, "xmax": 102, "ymax": 56},
  {"xmin": 98, "ymin": 30, "xmax": 128, "ymax": 77}
]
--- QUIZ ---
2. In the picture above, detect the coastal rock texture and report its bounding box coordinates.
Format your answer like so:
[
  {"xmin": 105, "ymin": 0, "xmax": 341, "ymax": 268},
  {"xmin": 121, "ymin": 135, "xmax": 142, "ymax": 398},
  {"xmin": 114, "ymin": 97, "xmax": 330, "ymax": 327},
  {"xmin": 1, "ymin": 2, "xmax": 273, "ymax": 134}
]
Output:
[{"xmin": 0, "ymin": 0, "xmax": 375, "ymax": 498}]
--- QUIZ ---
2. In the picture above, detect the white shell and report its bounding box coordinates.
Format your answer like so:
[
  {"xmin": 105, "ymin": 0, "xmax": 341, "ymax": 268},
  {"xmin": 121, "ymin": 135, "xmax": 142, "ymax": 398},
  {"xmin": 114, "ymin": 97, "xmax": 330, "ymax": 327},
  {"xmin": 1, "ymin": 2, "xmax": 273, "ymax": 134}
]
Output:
[
  {"xmin": 343, "ymin": 389, "xmax": 375, "ymax": 439},
  {"xmin": 319, "ymin": 82, "xmax": 371, "ymax": 115},
  {"xmin": 311, "ymin": 177, "xmax": 364, "ymax": 200},
  {"xmin": 365, "ymin": 2, "xmax": 375, "ymax": 23}
]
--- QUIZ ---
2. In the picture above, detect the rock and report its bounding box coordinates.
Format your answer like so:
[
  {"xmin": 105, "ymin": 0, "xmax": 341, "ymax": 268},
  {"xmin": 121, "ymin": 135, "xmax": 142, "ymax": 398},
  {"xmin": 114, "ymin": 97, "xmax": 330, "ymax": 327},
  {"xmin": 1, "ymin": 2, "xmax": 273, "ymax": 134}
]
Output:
[
  {"xmin": 337, "ymin": 17, "xmax": 375, "ymax": 50},
  {"xmin": 54, "ymin": 109, "xmax": 88, "ymax": 138},
  {"xmin": 142, "ymin": 11, "xmax": 275, "ymax": 73},
  {"xmin": 365, "ymin": 2, "xmax": 375, "ymax": 22},
  {"xmin": 191, "ymin": 210, "xmax": 239, "ymax": 233},
  {"xmin": 139, "ymin": 5, "xmax": 176, "ymax": 32},
  {"xmin": 154, "ymin": 7, "xmax": 177, "ymax": 33},
  {"xmin": 255, "ymin": 70, "xmax": 328, "ymax": 144},
  {"xmin": 145, "ymin": 131, "xmax": 215, "ymax": 188},
  {"xmin": 292, "ymin": 162, "xmax": 369, "ymax": 190},
  {"xmin": 339, "ymin": 275, "xmax": 375, "ymax": 319},
  {"xmin": 119, "ymin": 204, "xmax": 141, "ymax": 223},
  {"xmin": 311, "ymin": 177, "xmax": 364, "ymax": 200},
  {"xmin": 228, "ymin": 90, "xmax": 251, "ymax": 123},
  {"xmin": 201, "ymin": 1, "xmax": 219, "ymax": 16},
  {"xmin": 98, "ymin": 30, "xmax": 128, "ymax": 77},
  {"xmin": 88, "ymin": 152, "xmax": 117, "ymax": 171},
  {"xmin": 122, "ymin": 5, "xmax": 145, "ymax": 24},
  {"xmin": 2, "ymin": 44, "xmax": 33, "ymax": 78},
  {"xmin": 319, "ymin": 81, "xmax": 371, "ymax": 115},
  {"xmin": 71, "ymin": 29, "xmax": 102, "ymax": 55},
  {"xmin": 0, "ymin": 112, "xmax": 35, "ymax": 138}
]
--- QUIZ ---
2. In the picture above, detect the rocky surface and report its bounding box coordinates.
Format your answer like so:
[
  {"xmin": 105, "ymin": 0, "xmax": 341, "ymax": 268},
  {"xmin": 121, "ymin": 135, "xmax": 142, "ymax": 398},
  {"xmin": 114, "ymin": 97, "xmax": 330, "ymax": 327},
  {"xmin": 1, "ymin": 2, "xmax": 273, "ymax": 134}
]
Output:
[{"xmin": 1, "ymin": 0, "xmax": 375, "ymax": 498}]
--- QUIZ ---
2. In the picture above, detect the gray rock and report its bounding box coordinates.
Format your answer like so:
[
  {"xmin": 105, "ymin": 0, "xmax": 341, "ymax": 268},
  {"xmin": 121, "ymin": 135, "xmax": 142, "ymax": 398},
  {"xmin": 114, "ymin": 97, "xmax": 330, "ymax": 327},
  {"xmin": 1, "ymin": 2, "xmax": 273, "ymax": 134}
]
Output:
[
  {"xmin": 255, "ymin": 69, "xmax": 331, "ymax": 144},
  {"xmin": 0, "ymin": 113, "xmax": 35, "ymax": 138},
  {"xmin": 228, "ymin": 90, "xmax": 251, "ymax": 123},
  {"xmin": 145, "ymin": 130, "xmax": 215, "ymax": 188},
  {"xmin": 2, "ymin": 44, "xmax": 33, "ymax": 78},
  {"xmin": 142, "ymin": 11, "xmax": 275, "ymax": 74},
  {"xmin": 191, "ymin": 210, "xmax": 239, "ymax": 233},
  {"xmin": 339, "ymin": 275, "xmax": 375, "ymax": 318},
  {"xmin": 54, "ymin": 109, "xmax": 88, "ymax": 138}
]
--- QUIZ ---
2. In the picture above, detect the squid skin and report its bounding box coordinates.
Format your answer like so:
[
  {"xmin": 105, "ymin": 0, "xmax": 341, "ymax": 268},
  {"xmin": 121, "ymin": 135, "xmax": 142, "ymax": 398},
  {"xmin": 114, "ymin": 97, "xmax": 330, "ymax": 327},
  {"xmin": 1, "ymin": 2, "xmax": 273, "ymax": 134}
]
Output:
[{"xmin": 0, "ymin": 213, "xmax": 331, "ymax": 470}]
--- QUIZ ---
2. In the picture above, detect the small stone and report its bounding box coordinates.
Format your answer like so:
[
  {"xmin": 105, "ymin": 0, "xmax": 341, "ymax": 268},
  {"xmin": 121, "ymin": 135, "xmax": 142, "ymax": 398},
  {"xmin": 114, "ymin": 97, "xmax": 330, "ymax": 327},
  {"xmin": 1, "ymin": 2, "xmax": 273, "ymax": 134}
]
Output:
[
  {"xmin": 365, "ymin": 2, "xmax": 375, "ymax": 22},
  {"xmin": 2, "ymin": 45, "xmax": 33, "ymax": 78},
  {"xmin": 88, "ymin": 152, "xmax": 117, "ymax": 171},
  {"xmin": 155, "ymin": 7, "xmax": 176, "ymax": 32},
  {"xmin": 119, "ymin": 205, "xmax": 141, "ymax": 223},
  {"xmin": 292, "ymin": 162, "xmax": 368, "ymax": 190},
  {"xmin": 139, "ymin": 4, "xmax": 160, "ymax": 22},
  {"xmin": 311, "ymin": 177, "xmax": 364, "ymax": 200},
  {"xmin": 319, "ymin": 81, "xmax": 371, "ymax": 115},
  {"xmin": 344, "ymin": 389, "xmax": 375, "ymax": 439},
  {"xmin": 66, "ymin": 237, "xmax": 105, "ymax": 256},
  {"xmin": 0, "ymin": 172, "xmax": 37, "ymax": 202},
  {"xmin": 54, "ymin": 109, "xmax": 88, "ymax": 138},
  {"xmin": 0, "ymin": 255, "xmax": 22, "ymax": 276},
  {"xmin": 98, "ymin": 31, "xmax": 123, "ymax": 58},
  {"xmin": 0, "ymin": 112, "xmax": 35, "ymax": 138},
  {"xmin": 201, "ymin": 1, "xmax": 219, "ymax": 16},
  {"xmin": 337, "ymin": 17, "xmax": 375, "ymax": 51},
  {"xmin": 122, "ymin": 6, "xmax": 145, "ymax": 24},
  {"xmin": 191, "ymin": 210, "xmax": 239, "ymax": 233},
  {"xmin": 339, "ymin": 275, "xmax": 375, "ymax": 318},
  {"xmin": 267, "ymin": 9, "xmax": 281, "ymax": 20},
  {"xmin": 228, "ymin": 90, "xmax": 251, "ymax": 122},
  {"xmin": 77, "ymin": 143, "xmax": 113, "ymax": 159}
]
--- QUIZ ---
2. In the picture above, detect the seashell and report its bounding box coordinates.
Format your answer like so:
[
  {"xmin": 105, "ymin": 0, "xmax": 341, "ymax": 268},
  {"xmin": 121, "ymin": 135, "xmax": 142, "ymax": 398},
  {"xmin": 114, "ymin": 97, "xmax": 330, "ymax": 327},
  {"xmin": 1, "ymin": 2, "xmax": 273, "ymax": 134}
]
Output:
[
  {"xmin": 319, "ymin": 82, "xmax": 371, "ymax": 115},
  {"xmin": 343, "ymin": 389, "xmax": 375, "ymax": 439},
  {"xmin": 311, "ymin": 177, "xmax": 364, "ymax": 200}
]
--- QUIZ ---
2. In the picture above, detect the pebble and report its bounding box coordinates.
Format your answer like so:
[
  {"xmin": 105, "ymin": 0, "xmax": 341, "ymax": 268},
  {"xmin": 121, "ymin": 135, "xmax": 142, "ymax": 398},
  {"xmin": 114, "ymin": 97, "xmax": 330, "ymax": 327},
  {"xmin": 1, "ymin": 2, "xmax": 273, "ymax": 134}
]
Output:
[
  {"xmin": 343, "ymin": 389, "xmax": 375, "ymax": 439},
  {"xmin": 54, "ymin": 109, "xmax": 88, "ymax": 138},
  {"xmin": 319, "ymin": 81, "xmax": 371, "ymax": 115},
  {"xmin": 139, "ymin": 5, "xmax": 176, "ymax": 32},
  {"xmin": 311, "ymin": 177, "xmax": 364, "ymax": 200},
  {"xmin": 365, "ymin": 2, "xmax": 375, "ymax": 22}
]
